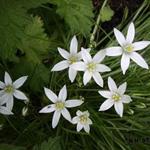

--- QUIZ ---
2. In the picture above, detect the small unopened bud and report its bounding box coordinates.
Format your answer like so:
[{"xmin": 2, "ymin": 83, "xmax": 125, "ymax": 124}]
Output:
[
  {"xmin": 24, "ymin": 99, "xmax": 29, "ymax": 105},
  {"xmin": 127, "ymin": 108, "xmax": 134, "ymax": 115},
  {"xmin": 135, "ymin": 102, "xmax": 146, "ymax": 109},
  {"xmin": 79, "ymin": 96, "xmax": 85, "ymax": 101},
  {"xmin": 0, "ymin": 124, "xmax": 3, "ymax": 130},
  {"xmin": 22, "ymin": 107, "xmax": 28, "ymax": 116}
]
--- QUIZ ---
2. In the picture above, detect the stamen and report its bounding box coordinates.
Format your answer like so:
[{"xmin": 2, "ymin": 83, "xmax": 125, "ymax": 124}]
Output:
[
  {"xmin": 80, "ymin": 115, "xmax": 88, "ymax": 124},
  {"xmin": 124, "ymin": 44, "xmax": 134, "ymax": 52},
  {"xmin": 55, "ymin": 101, "xmax": 65, "ymax": 110},
  {"xmin": 112, "ymin": 93, "xmax": 121, "ymax": 101},
  {"xmin": 69, "ymin": 56, "xmax": 77, "ymax": 64},
  {"xmin": 4, "ymin": 85, "xmax": 14, "ymax": 93},
  {"xmin": 87, "ymin": 62, "xmax": 96, "ymax": 72}
]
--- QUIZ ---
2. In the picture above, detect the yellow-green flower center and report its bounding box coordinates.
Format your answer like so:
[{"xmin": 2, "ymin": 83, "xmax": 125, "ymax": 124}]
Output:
[
  {"xmin": 80, "ymin": 115, "xmax": 88, "ymax": 124},
  {"xmin": 87, "ymin": 62, "xmax": 96, "ymax": 72},
  {"xmin": 4, "ymin": 85, "xmax": 14, "ymax": 93},
  {"xmin": 55, "ymin": 101, "xmax": 65, "ymax": 110},
  {"xmin": 124, "ymin": 44, "xmax": 134, "ymax": 52},
  {"xmin": 112, "ymin": 93, "xmax": 121, "ymax": 101},
  {"xmin": 69, "ymin": 56, "xmax": 77, "ymax": 64}
]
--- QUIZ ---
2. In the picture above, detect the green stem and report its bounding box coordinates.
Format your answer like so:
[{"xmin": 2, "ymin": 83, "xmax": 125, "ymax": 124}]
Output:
[{"xmin": 90, "ymin": 0, "xmax": 108, "ymax": 46}]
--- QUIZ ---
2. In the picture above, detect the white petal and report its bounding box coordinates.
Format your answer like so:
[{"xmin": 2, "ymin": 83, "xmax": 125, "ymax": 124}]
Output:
[
  {"xmin": 83, "ymin": 71, "xmax": 92, "ymax": 85},
  {"xmin": 87, "ymin": 118, "xmax": 93, "ymax": 125},
  {"xmin": 96, "ymin": 64, "xmax": 111, "ymax": 72},
  {"xmin": 81, "ymin": 49, "xmax": 92, "ymax": 63},
  {"xmin": 81, "ymin": 47, "xmax": 91, "ymax": 53},
  {"xmin": 118, "ymin": 82, "xmax": 127, "ymax": 95},
  {"xmin": 84, "ymin": 124, "xmax": 90, "ymax": 133},
  {"xmin": 98, "ymin": 90, "xmax": 111, "ymax": 98},
  {"xmin": 65, "ymin": 100, "xmax": 83, "ymax": 108},
  {"xmin": 121, "ymin": 53, "xmax": 130, "ymax": 74},
  {"xmin": 61, "ymin": 108, "xmax": 71, "ymax": 121},
  {"xmin": 72, "ymin": 116, "xmax": 79, "ymax": 124},
  {"xmin": 71, "ymin": 62, "xmax": 86, "ymax": 71},
  {"xmin": 99, "ymin": 99, "xmax": 114, "ymax": 111},
  {"xmin": 93, "ymin": 72, "xmax": 103, "ymax": 87},
  {"xmin": 78, "ymin": 48, "xmax": 91, "ymax": 60},
  {"xmin": 52, "ymin": 111, "xmax": 61, "ymax": 128},
  {"xmin": 58, "ymin": 47, "xmax": 69, "ymax": 59},
  {"xmin": 130, "ymin": 52, "xmax": 149, "ymax": 69},
  {"xmin": 44, "ymin": 87, "xmax": 57, "ymax": 103},
  {"xmin": 51, "ymin": 60, "xmax": 69, "ymax": 71},
  {"xmin": 77, "ymin": 123, "xmax": 83, "ymax": 132},
  {"xmin": 0, "ymin": 106, "xmax": 13, "ymax": 115},
  {"xmin": 106, "ymin": 47, "xmax": 123, "ymax": 56},
  {"xmin": 0, "ymin": 94, "xmax": 13, "ymax": 110},
  {"xmin": 4, "ymin": 94, "xmax": 14, "ymax": 110},
  {"xmin": 83, "ymin": 110, "xmax": 90, "ymax": 117},
  {"xmin": 126, "ymin": 22, "xmax": 135, "ymax": 43},
  {"xmin": 13, "ymin": 90, "xmax": 28, "ymax": 100},
  {"xmin": 0, "ymin": 93, "xmax": 8, "ymax": 104},
  {"xmin": 0, "ymin": 90, "xmax": 5, "ymax": 97},
  {"xmin": 122, "ymin": 95, "xmax": 132, "ymax": 103},
  {"xmin": 114, "ymin": 28, "xmax": 126, "ymax": 46},
  {"xmin": 39, "ymin": 104, "xmax": 55, "ymax": 113},
  {"xmin": 58, "ymin": 85, "xmax": 67, "ymax": 101},
  {"xmin": 13, "ymin": 76, "xmax": 28, "ymax": 89},
  {"xmin": 68, "ymin": 67, "xmax": 77, "ymax": 83},
  {"xmin": 70, "ymin": 35, "xmax": 78, "ymax": 54},
  {"xmin": 108, "ymin": 77, "xmax": 117, "ymax": 91},
  {"xmin": 76, "ymin": 110, "xmax": 83, "ymax": 116},
  {"xmin": 114, "ymin": 102, "xmax": 123, "ymax": 117},
  {"xmin": 93, "ymin": 50, "xmax": 106, "ymax": 63},
  {"xmin": 132, "ymin": 41, "xmax": 150, "ymax": 51},
  {"xmin": 0, "ymin": 81, "xmax": 5, "ymax": 89},
  {"xmin": 4, "ymin": 72, "xmax": 12, "ymax": 85}
]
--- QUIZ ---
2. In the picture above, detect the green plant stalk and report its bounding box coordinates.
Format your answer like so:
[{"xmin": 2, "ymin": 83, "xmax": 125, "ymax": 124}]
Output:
[{"xmin": 90, "ymin": 0, "xmax": 108, "ymax": 46}]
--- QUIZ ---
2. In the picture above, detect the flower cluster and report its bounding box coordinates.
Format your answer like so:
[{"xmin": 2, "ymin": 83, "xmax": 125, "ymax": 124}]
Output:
[{"xmin": 0, "ymin": 22, "xmax": 149, "ymax": 133}]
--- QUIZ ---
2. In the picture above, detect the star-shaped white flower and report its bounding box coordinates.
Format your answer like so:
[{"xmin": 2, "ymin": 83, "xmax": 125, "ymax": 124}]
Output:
[
  {"xmin": 0, "ymin": 98, "xmax": 13, "ymax": 115},
  {"xmin": 72, "ymin": 110, "xmax": 92, "ymax": 133},
  {"xmin": 51, "ymin": 35, "xmax": 90, "ymax": 82},
  {"xmin": 106, "ymin": 22, "xmax": 150, "ymax": 74},
  {"xmin": 39, "ymin": 85, "xmax": 84, "ymax": 128},
  {"xmin": 99, "ymin": 77, "xmax": 132, "ymax": 117},
  {"xmin": 0, "ymin": 72, "xmax": 28, "ymax": 111},
  {"xmin": 71, "ymin": 49, "xmax": 111, "ymax": 87}
]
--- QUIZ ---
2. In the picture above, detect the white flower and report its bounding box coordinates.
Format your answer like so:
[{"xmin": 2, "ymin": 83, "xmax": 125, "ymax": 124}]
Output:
[
  {"xmin": 72, "ymin": 110, "xmax": 92, "ymax": 133},
  {"xmin": 0, "ymin": 72, "xmax": 28, "ymax": 111},
  {"xmin": 106, "ymin": 22, "xmax": 150, "ymax": 74},
  {"xmin": 0, "ymin": 98, "xmax": 13, "ymax": 115},
  {"xmin": 71, "ymin": 49, "xmax": 111, "ymax": 87},
  {"xmin": 99, "ymin": 77, "xmax": 132, "ymax": 117},
  {"xmin": 39, "ymin": 85, "xmax": 83, "ymax": 128},
  {"xmin": 51, "ymin": 35, "xmax": 90, "ymax": 82}
]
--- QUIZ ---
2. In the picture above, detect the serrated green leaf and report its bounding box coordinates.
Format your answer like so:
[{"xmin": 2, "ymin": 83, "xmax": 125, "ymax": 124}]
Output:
[{"xmin": 50, "ymin": 0, "xmax": 94, "ymax": 36}]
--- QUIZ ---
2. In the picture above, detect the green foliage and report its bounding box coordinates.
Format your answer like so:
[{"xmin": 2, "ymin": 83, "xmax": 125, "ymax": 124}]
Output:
[
  {"xmin": 0, "ymin": 0, "xmax": 150, "ymax": 150},
  {"xmin": 51, "ymin": 0, "xmax": 94, "ymax": 36},
  {"xmin": 100, "ymin": 5, "xmax": 114, "ymax": 22},
  {"xmin": 33, "ymin": 137, "xmax": 62, "ymax": 150},
  {"xmin": 0, "ymin": 144, "xmax": 25, "ymax": 150}
]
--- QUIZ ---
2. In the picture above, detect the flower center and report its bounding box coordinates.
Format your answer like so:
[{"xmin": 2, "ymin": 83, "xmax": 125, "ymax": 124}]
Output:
[
  {"xmin": 87, "ymin": 62, "xmax": 96, "ymax": 72},
  {"xmin": 55, "ymin": 101, "xmax": 65, "ymax": 110},
  {"xmin": 80, "ymin": 115, "xmax": 88, "ymax": 124},
  {"xmin": 4, "ymin": 85, "xmax": 14, "ymax": 93},
  {"xmin": 124, "ymin": 44, "xmax": 134, "ymax": 52},
  {"xmin": 112, "ymin": 93, "xmax": 121, "ymax": 101},
  {"xmin": 69, "ymin": 56, "xmax": 77, "ymax": 64}
]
